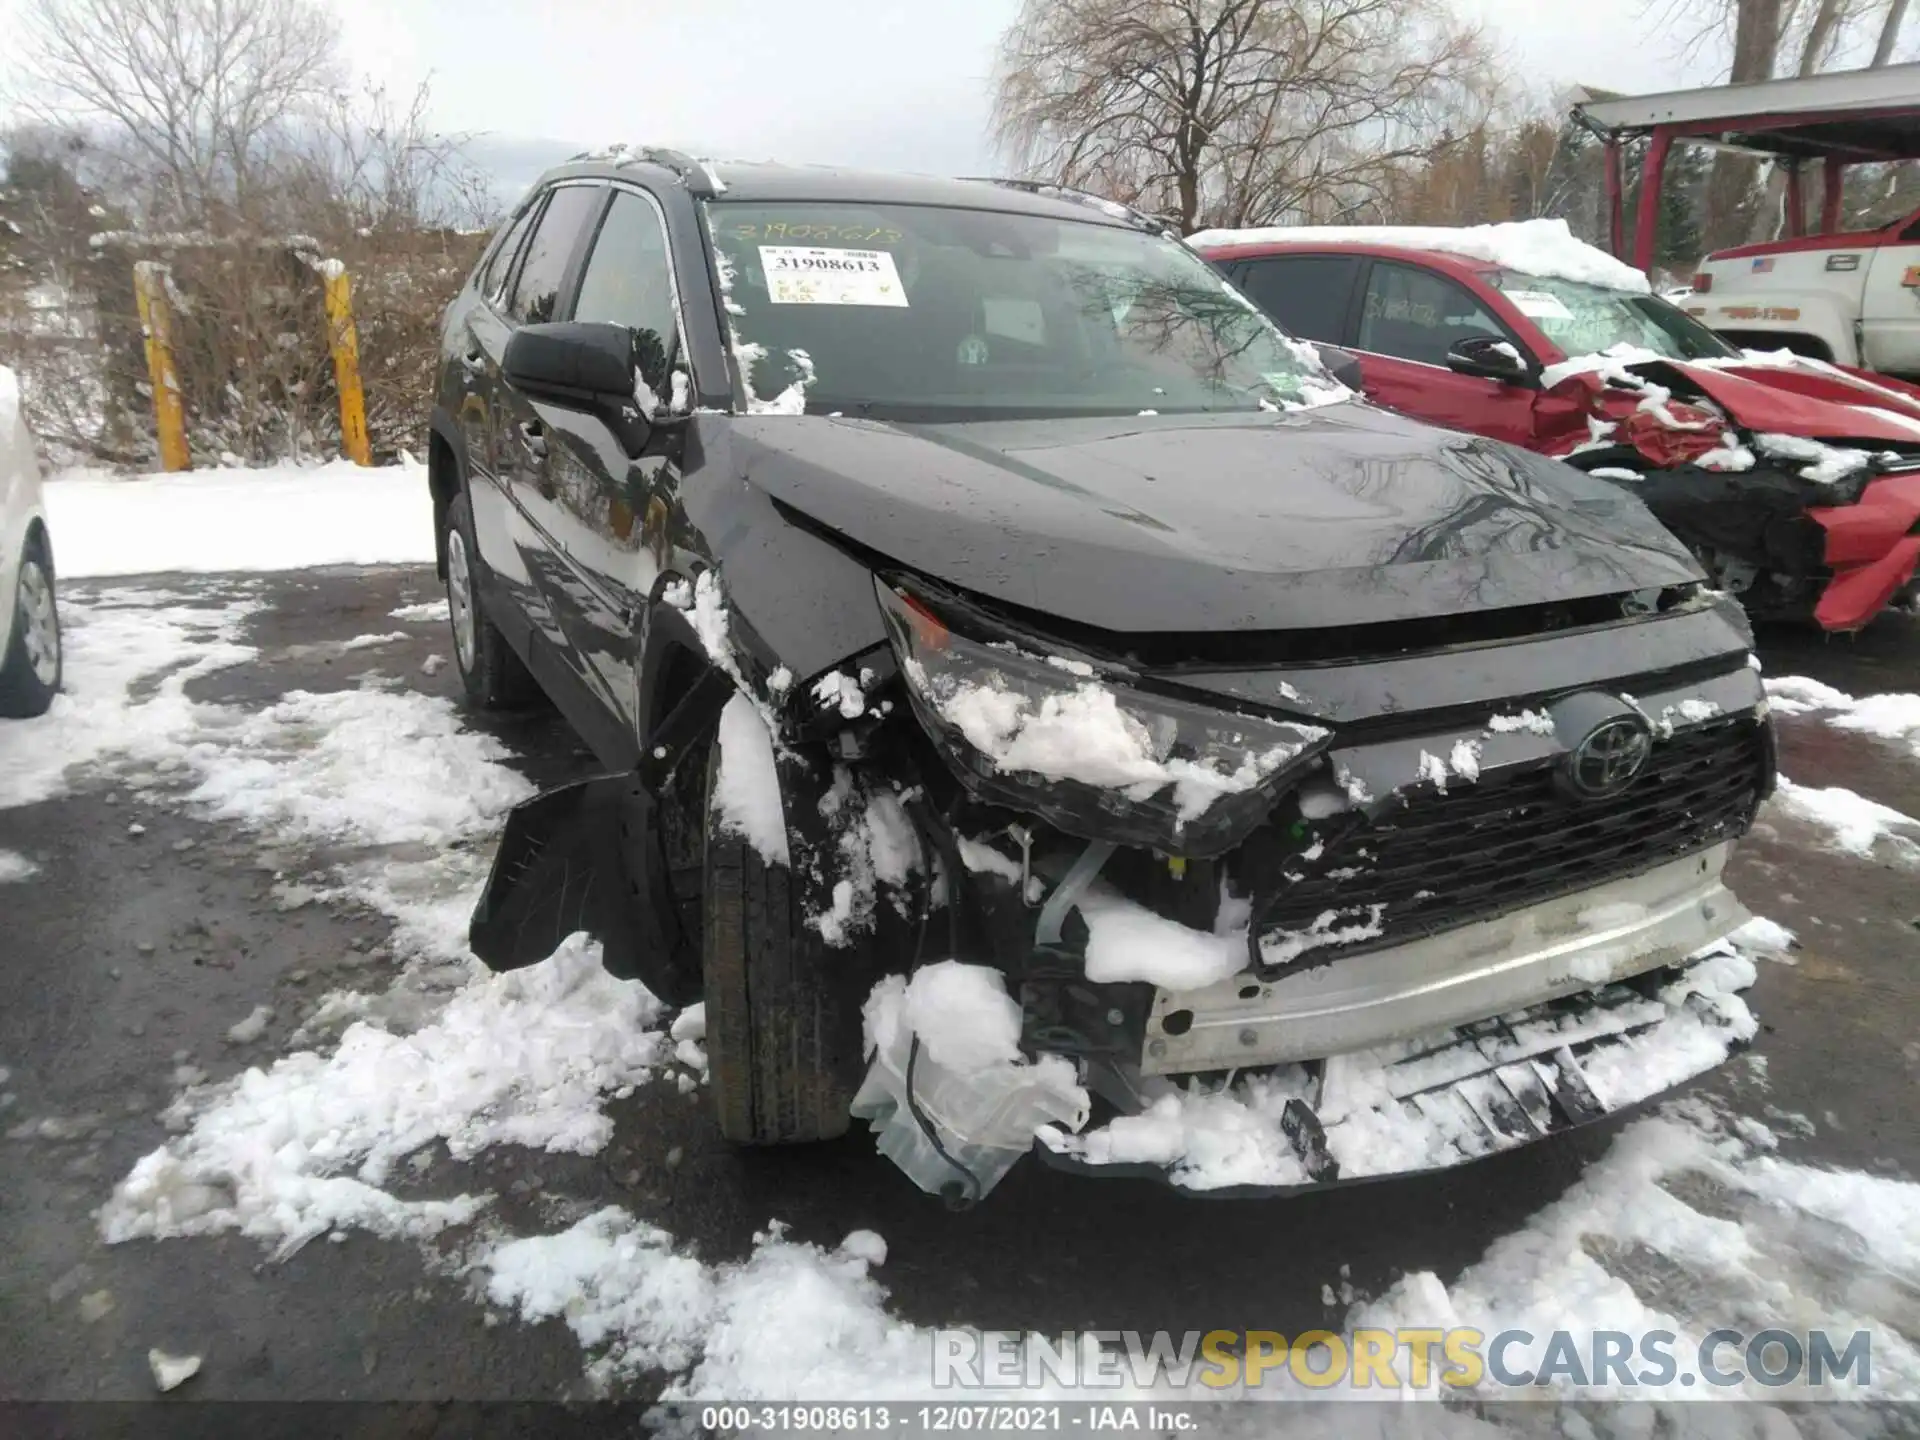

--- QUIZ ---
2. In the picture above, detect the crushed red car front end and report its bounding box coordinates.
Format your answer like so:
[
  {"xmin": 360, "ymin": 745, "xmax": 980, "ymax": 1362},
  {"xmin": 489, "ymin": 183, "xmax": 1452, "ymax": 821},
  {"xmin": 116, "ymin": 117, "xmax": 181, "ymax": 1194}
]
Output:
[
  {"xmin": 1541, "ymin": 358, "xmax": 1920, "ymax": 632},
  {"xmin": 1808, "ymin": 472, "xmax": 1920, "ymax": 630}
]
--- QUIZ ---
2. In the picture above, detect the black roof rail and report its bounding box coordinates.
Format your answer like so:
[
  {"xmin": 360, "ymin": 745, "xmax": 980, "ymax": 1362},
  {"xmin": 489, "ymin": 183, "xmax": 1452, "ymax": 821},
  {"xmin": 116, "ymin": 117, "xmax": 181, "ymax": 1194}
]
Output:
[
  {"xmin": 956, "ymin": 177, "xmax": 1177, "ymax": 237},
  {"xmin": 568, "ymin": 145, "xmax": 722, "ymax": 198}
]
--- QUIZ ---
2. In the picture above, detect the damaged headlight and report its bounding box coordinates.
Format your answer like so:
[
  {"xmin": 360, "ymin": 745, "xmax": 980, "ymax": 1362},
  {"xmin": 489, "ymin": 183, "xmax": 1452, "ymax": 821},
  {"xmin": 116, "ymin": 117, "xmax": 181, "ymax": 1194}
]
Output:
[{"xmin": 875, "ymin": 578, "xmax": 1330, "ymax": 857}]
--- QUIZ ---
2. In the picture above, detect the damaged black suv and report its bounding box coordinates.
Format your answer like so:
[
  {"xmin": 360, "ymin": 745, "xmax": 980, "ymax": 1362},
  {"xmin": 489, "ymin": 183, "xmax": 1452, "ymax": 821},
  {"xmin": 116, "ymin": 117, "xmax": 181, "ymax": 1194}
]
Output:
[{"xmin": 429, "ymin": 152, "xmax": 1776, "ymax": 1202}]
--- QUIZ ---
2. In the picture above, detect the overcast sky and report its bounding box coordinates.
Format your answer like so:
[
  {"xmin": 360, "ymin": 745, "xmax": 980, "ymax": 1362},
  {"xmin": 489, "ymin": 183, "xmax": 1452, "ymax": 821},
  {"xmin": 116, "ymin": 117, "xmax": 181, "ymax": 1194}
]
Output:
[{"xmin": 327, "ymin": 0, "xmax": 1720, "ymax": 179}]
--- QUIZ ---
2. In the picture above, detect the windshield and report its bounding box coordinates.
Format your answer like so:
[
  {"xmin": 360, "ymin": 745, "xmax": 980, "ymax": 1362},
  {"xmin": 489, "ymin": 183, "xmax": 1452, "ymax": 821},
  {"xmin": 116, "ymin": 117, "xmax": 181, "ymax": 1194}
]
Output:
[
  {"xmin": 704, "ymin": 201, "xmax": 1346, "ymax": 419},
  {"xmin": 1490, "ymin": 271, "xmax": 1737, "ymax": 363}
]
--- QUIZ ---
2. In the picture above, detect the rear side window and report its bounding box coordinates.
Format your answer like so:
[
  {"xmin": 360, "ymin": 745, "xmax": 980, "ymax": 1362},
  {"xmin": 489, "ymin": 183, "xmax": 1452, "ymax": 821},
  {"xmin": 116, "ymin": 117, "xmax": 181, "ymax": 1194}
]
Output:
[
  {"xmin": 506, "ymin": 185, "xmax": 601, "ymax": 325},
  {"xmin": 478, "ymin": 204, "xmax": 538, "ymax": 305},
  {"xmin": 1359, "ymin": 261, "xmax": 1504, "ymax": 367},
  {"xmin": 1236, "ymin": 255, "xmax": 1362, "ymax": 343}
]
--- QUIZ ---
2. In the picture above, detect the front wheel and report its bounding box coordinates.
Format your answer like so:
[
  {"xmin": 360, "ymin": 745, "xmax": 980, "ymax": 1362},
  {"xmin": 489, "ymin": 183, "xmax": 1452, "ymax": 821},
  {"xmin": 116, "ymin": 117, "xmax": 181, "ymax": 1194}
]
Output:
[
  {"xmin": 0, "ymin": 536, "xmax": 60, "ymax": 718},
  {"xmin": 701, "ymin": 704, "xmax": 871, "ymax": 1145}
]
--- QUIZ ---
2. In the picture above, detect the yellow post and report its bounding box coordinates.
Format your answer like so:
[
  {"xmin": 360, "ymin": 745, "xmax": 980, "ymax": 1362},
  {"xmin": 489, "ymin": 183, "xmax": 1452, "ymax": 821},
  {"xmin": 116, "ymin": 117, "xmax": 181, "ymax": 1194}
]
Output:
[
  {"xmin": 321, "ymin": 261, "xmax": 372, "ymax": 467},
  {"xmin": 132, "ymin": 260, "xmax": 190, "ymax": 472}
]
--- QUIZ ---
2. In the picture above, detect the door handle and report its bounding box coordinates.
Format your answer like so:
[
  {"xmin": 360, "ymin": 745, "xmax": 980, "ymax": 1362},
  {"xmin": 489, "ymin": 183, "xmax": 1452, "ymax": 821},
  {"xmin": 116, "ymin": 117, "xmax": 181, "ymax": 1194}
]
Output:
[{"xmin": 518, "ymin": 420, "xmax": 548, "ymax": 459}]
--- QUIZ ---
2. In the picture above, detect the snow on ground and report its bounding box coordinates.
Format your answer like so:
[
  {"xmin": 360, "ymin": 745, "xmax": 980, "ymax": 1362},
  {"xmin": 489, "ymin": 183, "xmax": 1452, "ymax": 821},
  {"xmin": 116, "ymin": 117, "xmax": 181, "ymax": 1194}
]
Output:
[
  {"xmin": 1355, "ymin": 1099, "xmax": 1920, "ymax": 1402},
  {"xmin": 101, "ymin": 937, "xmax": 665, "ymax": 1258},
  {"xmin": 182, "ymin": 685, "xmax": 532, "ymax": 854},
  {"xmin": 1188, "ymin": 218, "xmax": 1649, "ymax": 292},
  {"xmin": 490, "ymin": 1094, "xmax": 1920, "ymax": 1406},
  {"xmin": 390, "ymin": 599, "xmax": 450, "ymax": 623},
  {"xmin": 1766, "ymin": 674, "xmax": 1920, "ymax": 761},
  {"xmin": 0, "ymin": 587, "xmax": 258, "ymax": 809},
  {"xmin": 1771, "ymin": 776, "xmax": 1920, "ymax": 859},
  {"xmin": 0, "ymin": 848, "xmax": 38, "ymax": 882},
  {"xmin": 42, "ymin": 458, "xmax": 432, "ymax": 578}
]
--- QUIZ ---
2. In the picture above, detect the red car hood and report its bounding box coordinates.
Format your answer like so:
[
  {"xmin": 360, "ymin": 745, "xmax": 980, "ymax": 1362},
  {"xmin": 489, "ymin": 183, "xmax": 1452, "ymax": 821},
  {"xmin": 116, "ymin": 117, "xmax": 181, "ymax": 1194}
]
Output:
[{"xmin": 1546, "ymin": 356, "xmax": 1920, "ymax": 448}]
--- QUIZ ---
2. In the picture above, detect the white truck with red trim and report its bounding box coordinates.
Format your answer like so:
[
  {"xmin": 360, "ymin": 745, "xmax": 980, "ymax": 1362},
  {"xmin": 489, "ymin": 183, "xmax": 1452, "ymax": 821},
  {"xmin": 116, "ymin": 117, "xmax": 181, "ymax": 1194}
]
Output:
[{"xmin": 1685, "ymin": 213, "xmax": 1920, "ymax": 374}]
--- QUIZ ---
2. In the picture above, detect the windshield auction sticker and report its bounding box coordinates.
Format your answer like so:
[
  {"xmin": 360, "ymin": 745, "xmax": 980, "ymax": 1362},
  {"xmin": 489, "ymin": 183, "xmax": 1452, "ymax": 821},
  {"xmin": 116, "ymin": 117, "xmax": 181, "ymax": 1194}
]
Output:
[
  {"xmin": 759, "ymin": 246, "xmax": 908, "ymax": 306},
  {"xmin": 1503, "ymin": 289, "xmax": 1575, "ymax": 322}
]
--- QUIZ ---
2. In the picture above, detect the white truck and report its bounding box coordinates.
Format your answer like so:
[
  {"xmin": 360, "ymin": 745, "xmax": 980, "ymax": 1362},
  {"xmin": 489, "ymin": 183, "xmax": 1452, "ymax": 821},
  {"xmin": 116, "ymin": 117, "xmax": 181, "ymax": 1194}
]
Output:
[{"xmin": 1683, "ymin": 210, "xmax": 1920, "ymax": 375}]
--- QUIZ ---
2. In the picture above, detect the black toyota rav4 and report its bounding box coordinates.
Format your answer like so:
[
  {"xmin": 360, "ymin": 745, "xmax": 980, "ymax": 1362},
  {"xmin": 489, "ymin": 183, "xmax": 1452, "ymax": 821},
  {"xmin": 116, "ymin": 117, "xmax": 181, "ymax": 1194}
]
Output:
[{"xmin": 430, "ymin": 151, "xmax": 1775, "ymax": 1202}]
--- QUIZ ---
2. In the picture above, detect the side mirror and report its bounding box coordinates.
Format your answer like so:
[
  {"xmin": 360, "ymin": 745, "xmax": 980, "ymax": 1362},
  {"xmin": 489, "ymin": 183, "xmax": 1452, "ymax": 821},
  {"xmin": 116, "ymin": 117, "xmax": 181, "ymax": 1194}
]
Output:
[
  {"xmin": 1312, "ymin": 342, "xmax": 1364, "ymax": 392},
  {"xmin": 502, "ymin": 322, "xmax": 636, "ymax": 407},
  {"xmin": 1446, "ymin": 335, "xmax": 1536, "ymax": 387}
]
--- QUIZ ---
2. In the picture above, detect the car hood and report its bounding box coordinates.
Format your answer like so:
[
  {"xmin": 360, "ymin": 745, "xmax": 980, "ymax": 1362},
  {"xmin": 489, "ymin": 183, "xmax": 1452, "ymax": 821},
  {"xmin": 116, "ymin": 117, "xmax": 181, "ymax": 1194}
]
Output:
[
  {"xmin": 722, "ymin": 404, "xmax": 1700, "ymax": 634},
  {"xmin": 1568, "ymin": 356, "xmax": 1920, "ymax": 447}
]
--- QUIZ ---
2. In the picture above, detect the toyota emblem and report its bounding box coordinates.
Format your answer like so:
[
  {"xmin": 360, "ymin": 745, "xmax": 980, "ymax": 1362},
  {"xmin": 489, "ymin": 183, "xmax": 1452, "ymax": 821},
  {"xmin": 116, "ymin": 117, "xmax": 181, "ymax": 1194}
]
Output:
[{"xmin": 1568, "ymin": 717, "xmax": 1653, "ymax": 799}]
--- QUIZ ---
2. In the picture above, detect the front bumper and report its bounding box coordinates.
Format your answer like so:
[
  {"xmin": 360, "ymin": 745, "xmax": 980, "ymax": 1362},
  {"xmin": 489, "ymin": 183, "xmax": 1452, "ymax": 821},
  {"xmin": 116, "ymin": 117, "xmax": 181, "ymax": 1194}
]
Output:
[
  {"xmin": 1144, "ymin": 842, "xmax": 1744, "ymax": 1074},
  {"xmin": 1039, "ymin": 940, "xmax": 1759, "ymax": 1196}
]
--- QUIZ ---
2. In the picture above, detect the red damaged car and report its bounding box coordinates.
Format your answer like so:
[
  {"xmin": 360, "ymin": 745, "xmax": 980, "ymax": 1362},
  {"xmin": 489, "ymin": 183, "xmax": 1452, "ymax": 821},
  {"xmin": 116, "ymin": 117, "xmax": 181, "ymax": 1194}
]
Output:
[{"xmin": 1192, "ymin": 221, "xmax": 1920, "ymax": 631}]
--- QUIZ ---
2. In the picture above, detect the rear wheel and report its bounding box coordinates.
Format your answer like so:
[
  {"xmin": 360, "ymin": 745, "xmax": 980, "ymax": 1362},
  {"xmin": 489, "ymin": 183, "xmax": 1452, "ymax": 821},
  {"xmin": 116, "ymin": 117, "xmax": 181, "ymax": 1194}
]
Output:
[
  {"xmin": 701, "ymin": 719, "xmax": 865, "ymax": 1145},
  {"xmin": 444, "ymin": 488, "xmax": 537, "ymax": 710},
  {"xmin": 0, "ymin": 535, "xmax": 60, "ymax": 718}
]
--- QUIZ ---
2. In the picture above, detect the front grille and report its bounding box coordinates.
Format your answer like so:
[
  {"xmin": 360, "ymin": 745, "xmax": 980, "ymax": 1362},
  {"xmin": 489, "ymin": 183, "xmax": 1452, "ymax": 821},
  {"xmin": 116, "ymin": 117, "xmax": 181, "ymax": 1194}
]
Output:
[{"xmin": 1251, "ymin": 718, "xmax": 1768, "ymax": 973}]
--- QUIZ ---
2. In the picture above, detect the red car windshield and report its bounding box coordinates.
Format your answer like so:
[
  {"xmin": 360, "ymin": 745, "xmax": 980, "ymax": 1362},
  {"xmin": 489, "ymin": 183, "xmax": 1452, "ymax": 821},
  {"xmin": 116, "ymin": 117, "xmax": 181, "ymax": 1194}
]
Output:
[{"xmin": 1489, "ymin": 272, "xmax": 1737, "ymax": 365}]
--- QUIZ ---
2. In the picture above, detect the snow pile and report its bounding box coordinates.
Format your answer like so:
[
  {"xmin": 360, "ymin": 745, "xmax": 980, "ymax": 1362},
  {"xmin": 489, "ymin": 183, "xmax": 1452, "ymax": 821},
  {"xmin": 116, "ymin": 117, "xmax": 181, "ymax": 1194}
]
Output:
[
  {"xmin": 1487, "ymin": 708, "xmax": 1555, "ymax": 735},
  {"xmin": 1731, "ymin": 914, "xmax": 1797, "ymax": 958},
  {"xmin": 877, "ymin": 960, "xmax": 1025, "ymax": 1073},
  {"xmin": 1259, "ymin": 903, "xmax": 1388, "ymax": 967},
  {"xmin": 1043, "ymin": 944, "xmax": 1757, "ymax": 1192},
  {"xmin": 43, "ymin": 458, "xmax": 432, "ymax": 578},
  {"xmin": 712, "ymin": 693, "xmax": 790, "ymax": 866},
  {"xmin": 1754, "ymin": 432, "xmax": 1873, "ymax": 484},
  {"xmin": 390, "ymin": 599, "xmax": 450, "ymax": 623},
  {"xmin": 1355, "ymin": 1103, "xmax": 1920, "ymax": 1399},
  {"xmin": 1539, "ymin": 343, "xmax": 1671, "ymax": 392},
  {"xmin": 182, "ymin": 687, "xmax": 534, "ymax": 851},
  {"xmin": 339, "ymin": 630, "xmax": 408, "ymax": 651},
  {"xmin": 923, "ymin": 667, "xmax": 1324, "ymax": 828},
  {"xmin": 1078, "ymin": 886, "xmax": 1246, "ymax": 989},
  {"xmin": 1771, "ymin": 776, "xmax": 1920, "ymax": 859},
  {"xmin": 100, "ymin": 937, "xmax": 666, "ymax": 1258},
  {"xmin": 0, "ymin": 849, "xmax": 39, "ymax": 882},
  {"xmin": 486, "ymin": 1215, "xmax": 940, "ymax": 1398},
  {"xmin": 1763, "ymin": 674, "xmax": 1856, "ymax": 715},
  {"xmin": 1189, "ymin": 218, "xmax": 1649, "ymax": 293},
  {"xmin": 484, "ymin": 1206, "xmax": 717, "ymax": 1379},
  {"xmin": 855, "ymin": 965, "xmax": 1088, "ymax": 1197},
  {"xmin": 1765, "ymin": 674, "xmax": 1920, "ymax": 761},
  {"xmin": 0, "ymin": 590, "xmax": 257, "ymax": 810}
]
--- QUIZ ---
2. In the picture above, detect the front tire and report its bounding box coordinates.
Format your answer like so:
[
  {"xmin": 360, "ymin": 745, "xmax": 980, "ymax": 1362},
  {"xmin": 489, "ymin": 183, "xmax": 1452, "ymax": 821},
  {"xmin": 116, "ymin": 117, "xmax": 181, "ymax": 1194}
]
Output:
[
  {"xmin": 443, "ymin": 488, "xmax": 536, "ymax": 710},
  {"xmin": 0, "ymin": 536, "xmax": 60, "ymax": 718},
  {"xmin": 702, "ymin": 728, "xmax": 865, "ymax": 1145}
]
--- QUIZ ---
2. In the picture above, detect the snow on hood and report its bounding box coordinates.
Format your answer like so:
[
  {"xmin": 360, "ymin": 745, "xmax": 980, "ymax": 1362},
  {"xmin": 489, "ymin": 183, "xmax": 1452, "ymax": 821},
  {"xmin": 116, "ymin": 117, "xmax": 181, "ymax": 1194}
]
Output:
[{"xmin": 1187, "ymin": 218, "xmax": 1648, "ymax": 293}]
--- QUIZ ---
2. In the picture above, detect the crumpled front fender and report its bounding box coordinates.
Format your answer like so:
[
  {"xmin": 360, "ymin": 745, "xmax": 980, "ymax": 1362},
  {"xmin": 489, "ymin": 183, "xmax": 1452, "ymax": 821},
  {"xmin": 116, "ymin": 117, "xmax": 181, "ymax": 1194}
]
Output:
[{"xmin": 1810, "ymin": 473, "xmax": 1920, "ymax": 630}]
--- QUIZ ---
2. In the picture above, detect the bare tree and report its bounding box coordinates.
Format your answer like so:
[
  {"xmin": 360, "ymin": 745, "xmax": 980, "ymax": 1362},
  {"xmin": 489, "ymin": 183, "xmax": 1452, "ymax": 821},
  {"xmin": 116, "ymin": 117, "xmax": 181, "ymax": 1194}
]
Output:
[
  {"xmin": 992, "ymin": 0, "xmax": 1492, "ymax": 233},
  {"xmin": 1874, "ymin": 0, "xmax": 1912, "ymax": 61},
  {"xmin": 9, "ymin": 0, "xmax": 344, "ymax": 230}
]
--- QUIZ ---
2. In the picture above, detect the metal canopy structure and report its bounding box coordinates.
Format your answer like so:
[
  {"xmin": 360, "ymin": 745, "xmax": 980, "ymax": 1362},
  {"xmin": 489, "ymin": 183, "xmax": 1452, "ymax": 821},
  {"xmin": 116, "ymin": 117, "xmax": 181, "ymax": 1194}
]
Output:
[{"xmin": 1570, "ymin": 64, "xmax": 1920, "ymax": 272}]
